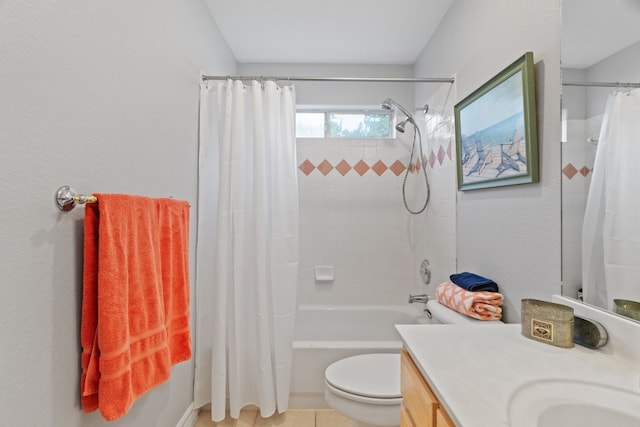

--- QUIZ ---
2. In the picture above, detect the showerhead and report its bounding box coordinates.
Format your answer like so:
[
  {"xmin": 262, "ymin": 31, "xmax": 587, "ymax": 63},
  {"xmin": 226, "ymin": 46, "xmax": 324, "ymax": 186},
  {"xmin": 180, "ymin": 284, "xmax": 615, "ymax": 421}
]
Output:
[
  {"xmin": 382, "ymin": 98, "xmax": 430, "ymax": 133},
  {"xmin": 395, "ymin": 118, "xmax": 409, "ymax": 133},
  {"xmin": 382, "ymin": 98, "xmax": 429, "ymax": 117},
  {"xmin": 380, "ymin": 98, "xmax": 413, "ymax": 119}
]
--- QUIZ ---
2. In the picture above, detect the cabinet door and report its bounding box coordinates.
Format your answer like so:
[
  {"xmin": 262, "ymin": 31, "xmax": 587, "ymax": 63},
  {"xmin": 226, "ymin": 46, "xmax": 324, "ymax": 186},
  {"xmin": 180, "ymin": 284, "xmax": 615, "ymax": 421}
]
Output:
[
  {"xmin": 401, "ymin": 349, "xmax": 438, "ymax": 426},
  {"xmin": 436, "ymin": 407, "xmax": 456, "ymax": 427},
  {"xmin": 400, "ymin": 403, "xmax": 416, "ymax": 427}
]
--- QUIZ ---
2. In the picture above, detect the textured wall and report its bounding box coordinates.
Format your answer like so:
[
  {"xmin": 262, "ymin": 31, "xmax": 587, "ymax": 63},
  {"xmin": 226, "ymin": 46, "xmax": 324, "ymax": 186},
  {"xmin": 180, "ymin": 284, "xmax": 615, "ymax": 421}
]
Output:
[
  {"xmin": 0, "ymin": 1, "xmax": 236, "ymax": 426},
  {"xmin": 414, "ymin": 0, "xmax": 563, "ymax": 323}
]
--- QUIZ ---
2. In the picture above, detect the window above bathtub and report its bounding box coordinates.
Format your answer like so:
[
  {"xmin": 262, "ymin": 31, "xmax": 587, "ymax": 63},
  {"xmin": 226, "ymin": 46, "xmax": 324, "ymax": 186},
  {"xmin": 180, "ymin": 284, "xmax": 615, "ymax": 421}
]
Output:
[{"xmin": 296, "ymin": 106, "xmax": 394, "ymax": 139}]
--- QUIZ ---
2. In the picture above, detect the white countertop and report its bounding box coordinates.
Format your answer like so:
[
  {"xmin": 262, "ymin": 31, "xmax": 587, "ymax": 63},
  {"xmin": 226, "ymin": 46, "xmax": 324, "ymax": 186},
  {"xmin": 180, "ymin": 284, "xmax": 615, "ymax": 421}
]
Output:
[{"xmin": 396, "ymin": 324, "xmax": 638, "ymax": 427}]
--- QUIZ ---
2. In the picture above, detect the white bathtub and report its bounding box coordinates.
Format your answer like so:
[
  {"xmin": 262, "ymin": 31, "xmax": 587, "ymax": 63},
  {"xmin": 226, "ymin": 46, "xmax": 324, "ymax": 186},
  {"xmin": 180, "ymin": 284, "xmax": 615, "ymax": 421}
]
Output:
[{"xmin": 289, "ymin": 304, "xmax": 428, "ymax": 408}]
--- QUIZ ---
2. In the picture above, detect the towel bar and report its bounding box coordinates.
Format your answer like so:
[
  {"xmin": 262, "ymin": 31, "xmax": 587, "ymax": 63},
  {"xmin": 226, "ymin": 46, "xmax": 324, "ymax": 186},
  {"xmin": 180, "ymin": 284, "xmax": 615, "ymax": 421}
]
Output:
[{"xmin": 55, "ymin": 186, "xmax": 97, "ymax": 211}]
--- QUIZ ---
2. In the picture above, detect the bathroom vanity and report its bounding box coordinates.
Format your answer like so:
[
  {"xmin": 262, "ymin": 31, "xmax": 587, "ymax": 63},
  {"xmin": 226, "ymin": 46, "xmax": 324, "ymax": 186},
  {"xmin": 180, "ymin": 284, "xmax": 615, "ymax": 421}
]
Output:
[
  {"xmin": 400, "ymin": 348, "xmax": 454, "ymax": 427},
  {"xmin": 396, "ymin": 300, "xmax": 640, "ymax": 427}
]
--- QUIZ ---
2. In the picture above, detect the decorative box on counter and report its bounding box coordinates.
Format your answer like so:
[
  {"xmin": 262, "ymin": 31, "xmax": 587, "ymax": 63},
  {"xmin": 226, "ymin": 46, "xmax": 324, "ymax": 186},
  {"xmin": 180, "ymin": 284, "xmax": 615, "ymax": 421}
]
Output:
[{"xmin": 521, "ymin": 299, "xmax": 574, "ymax": 348}]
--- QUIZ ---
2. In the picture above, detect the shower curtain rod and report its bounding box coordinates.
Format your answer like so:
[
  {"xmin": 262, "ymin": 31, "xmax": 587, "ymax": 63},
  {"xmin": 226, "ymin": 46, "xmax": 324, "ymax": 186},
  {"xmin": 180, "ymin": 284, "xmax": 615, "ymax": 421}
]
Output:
[
  {"xmin": 201, "ymin": 75, "xmax": 455, "ymax": 84},
  {"xmin": 563, "ymin": 80, "xmax": 640, "ymax": 88}
]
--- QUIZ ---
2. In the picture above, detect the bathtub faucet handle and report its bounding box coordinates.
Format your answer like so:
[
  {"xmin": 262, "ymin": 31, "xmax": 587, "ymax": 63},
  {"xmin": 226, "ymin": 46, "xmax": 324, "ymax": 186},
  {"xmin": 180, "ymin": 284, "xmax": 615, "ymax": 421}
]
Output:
[{"xmin": 408, "ymin": 293, "xmax": 430, "ymax": 304}]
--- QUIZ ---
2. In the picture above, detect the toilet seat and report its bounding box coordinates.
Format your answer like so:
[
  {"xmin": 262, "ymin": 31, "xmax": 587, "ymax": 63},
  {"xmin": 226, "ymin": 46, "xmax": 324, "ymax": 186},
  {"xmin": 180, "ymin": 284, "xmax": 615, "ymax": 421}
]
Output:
[
  {"xmin": 325, "ymin": 380, "xmax": 402, "ymax": 405},
  {"xmin": 325, "ymin": 353, "xmax": 401, "ymax": 403}
]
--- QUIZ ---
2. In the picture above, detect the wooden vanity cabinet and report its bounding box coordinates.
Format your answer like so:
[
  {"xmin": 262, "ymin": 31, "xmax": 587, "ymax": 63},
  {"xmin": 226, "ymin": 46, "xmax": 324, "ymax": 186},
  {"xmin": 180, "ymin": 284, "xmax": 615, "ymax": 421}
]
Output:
[{"xmin": 400, "ymin": 348, "xmax": 455, "ymax": 427}]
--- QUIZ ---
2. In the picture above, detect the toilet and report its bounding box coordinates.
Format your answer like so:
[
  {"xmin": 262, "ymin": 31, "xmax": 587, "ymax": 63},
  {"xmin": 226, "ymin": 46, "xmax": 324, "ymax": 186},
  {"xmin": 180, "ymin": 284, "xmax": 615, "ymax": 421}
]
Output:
[{"xmin": 323, "ymin": 300, "xmax": 503, "ymax": 427}]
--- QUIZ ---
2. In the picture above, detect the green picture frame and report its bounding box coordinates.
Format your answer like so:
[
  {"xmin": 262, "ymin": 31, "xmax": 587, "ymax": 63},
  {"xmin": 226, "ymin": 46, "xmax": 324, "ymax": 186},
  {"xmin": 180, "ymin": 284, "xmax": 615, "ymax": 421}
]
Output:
[{"xmin": 454, "ymin": 52, "xmax": 539, "ymax": 191}]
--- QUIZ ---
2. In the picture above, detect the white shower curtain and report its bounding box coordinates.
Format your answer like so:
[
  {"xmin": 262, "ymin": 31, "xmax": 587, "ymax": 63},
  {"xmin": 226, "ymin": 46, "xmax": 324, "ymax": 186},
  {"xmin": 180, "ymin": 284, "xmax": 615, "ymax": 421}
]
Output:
[
  {"xmin": 194, "ymin": 79, "xmax": 299, "ymax": 421},
  {"xmin": 582, "ymin": 88, "xmax": 640, "ymax": 311}
]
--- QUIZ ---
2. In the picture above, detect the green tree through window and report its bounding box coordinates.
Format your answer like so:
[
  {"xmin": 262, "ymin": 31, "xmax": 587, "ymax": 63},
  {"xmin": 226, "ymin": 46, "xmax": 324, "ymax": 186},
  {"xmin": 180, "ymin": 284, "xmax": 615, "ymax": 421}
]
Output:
[{"xmin": 295, "ymin": 109, "xmax": 393, "ymax": 138}]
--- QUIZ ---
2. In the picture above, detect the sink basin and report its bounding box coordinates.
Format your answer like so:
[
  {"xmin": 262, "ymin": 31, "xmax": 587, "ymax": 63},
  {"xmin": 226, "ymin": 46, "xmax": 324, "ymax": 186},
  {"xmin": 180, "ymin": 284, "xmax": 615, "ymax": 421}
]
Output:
[{"xmin": 508, "ymin": 379, "xmax": 640, "ymax": 427}]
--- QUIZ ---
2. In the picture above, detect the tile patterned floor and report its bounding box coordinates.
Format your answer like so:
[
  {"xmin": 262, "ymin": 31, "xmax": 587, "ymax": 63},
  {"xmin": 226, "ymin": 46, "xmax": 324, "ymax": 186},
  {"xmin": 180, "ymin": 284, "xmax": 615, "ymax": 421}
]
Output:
[{"xmin": 195, "ymin": 409, "xmax": 358, "ymax": 427}]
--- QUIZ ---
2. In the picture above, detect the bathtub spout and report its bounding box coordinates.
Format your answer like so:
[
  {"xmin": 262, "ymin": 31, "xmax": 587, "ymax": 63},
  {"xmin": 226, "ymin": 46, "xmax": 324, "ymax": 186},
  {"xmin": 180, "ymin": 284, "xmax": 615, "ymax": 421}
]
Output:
[{"xmin": 408, "ymin": 293, "xmax": 430, "ymax": 304}]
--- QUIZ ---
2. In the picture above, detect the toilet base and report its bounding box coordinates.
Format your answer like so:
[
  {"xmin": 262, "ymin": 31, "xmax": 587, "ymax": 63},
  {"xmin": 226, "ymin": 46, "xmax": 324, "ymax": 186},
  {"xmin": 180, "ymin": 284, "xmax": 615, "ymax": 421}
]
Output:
[
  {"xmin": 350, "ymin": 422, "xmax": 389, "ymax": 427},
  {"xmin": 324, "ymin": 387, "xmax": 400, "ymax": 427}
]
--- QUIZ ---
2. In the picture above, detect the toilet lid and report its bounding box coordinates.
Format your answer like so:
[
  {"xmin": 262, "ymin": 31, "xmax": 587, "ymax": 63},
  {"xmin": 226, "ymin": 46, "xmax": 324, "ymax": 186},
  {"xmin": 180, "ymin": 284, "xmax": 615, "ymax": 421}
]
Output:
[{"xmin": 325, "ymin": 353, "xmax": 401, "ymax": 399}]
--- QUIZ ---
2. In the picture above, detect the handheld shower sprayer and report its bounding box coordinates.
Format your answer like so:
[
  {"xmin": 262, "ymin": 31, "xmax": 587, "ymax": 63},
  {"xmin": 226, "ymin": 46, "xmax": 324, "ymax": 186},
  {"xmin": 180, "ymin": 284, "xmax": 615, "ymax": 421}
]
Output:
[
  {"xmin": 381, "ymin": 98, "xmax": 413, "ymax": 119},
  {"xmin": 380, "ymin": 98, "xmax": 431, "ymax": 214},
  {"xmin": 381, "ymin": 98, "xmax": 429, "ymax": 133}
]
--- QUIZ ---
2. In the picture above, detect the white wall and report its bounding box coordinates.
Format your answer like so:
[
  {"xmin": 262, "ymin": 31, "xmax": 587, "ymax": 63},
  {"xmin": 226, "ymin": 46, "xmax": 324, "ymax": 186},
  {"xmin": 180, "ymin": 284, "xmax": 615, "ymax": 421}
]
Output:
[
  {"xmin": 585, "ymin": 40, "xmax": 640, "ymax": 117},
  {"xmin": 0, "ymin": 1, "xmax": 236, "ymax": 426},
  {"xmin": 414, "ymin": 0, "xmax": 563, "ymax": 323},
  {"xmin": 562, "ymin": 68, "xmax": 587, "ymax": 120},
  {"xmin": 238, "ymin": 63, "xmax": 414, "ymax": 107}
]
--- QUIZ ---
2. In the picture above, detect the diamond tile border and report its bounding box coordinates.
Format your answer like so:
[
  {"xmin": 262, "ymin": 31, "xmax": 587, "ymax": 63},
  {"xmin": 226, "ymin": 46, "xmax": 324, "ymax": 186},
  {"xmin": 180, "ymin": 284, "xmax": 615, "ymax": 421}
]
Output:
[
  {"xmin": 372, "ymin": 160, "xmax": 388, "ymax": 176},
  {"xmin": 335, "ymin": 160, "xmax": 352, "ymax": 176},
  {"xmin": 298, "ymin": 159, "xmax": 315, "ymax": 176},
  {"xmin": 297, "ymin": 143, "xmax": 454, "ymax": 177},
  {"xmin": 389, "ymin": 160, "xmax": 406, "ymax": 176},
  {"xmin": 562, "ymin": 163, "xmax": 592, "ymax": 179},
  {"xmin": 316, "ymin": 159, "xmax": 333, "ymax": 176}
]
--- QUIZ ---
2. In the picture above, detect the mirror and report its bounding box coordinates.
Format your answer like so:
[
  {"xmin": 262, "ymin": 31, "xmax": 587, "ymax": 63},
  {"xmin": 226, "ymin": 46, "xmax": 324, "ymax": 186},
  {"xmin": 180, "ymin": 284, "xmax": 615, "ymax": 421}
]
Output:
[{"xmin": 561, "ymin": 0, "xmax": 640, "ymax": 321}]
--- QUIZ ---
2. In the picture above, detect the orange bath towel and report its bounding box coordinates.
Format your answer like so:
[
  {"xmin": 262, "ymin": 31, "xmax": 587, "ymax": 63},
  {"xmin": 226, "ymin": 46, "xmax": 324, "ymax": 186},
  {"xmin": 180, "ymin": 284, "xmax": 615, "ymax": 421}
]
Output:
[
  {"xmin": 435, "ymin": 281, "xmax": 503, "ymax": 321},
  {"xmin": 156, "ymin": 198, "xmax": 191, "ymax": 365},
  {"xmin": 81, "ymin": 194, "xmax": 192, "ymax": 421}
]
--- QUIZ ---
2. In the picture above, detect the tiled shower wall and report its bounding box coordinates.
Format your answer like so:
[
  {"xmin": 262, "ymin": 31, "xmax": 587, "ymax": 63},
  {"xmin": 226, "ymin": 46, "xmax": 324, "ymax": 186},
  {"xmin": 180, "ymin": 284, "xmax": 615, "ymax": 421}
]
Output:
[
  {"xmin": 408, "ymin": 84, "xmax": 457, "ymax": 298},
  {"xmin": 296, "ymin": 135, "xmax": 415, "ymax": 305},
  {"xmin": 561, "ymin": 115, "xmax": 601, "ymax": 299},
  {"xmin": 296, "ymin": 84, "xmax": 457, "ymax": 305}
]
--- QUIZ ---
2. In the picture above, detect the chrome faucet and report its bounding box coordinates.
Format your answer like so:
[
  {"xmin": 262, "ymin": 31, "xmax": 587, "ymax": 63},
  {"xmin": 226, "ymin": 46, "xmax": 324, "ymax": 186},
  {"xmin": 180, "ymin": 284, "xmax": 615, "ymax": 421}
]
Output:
[{"xmin": 408, "ymin": 293, "xmax": 430, "ymax": 304}]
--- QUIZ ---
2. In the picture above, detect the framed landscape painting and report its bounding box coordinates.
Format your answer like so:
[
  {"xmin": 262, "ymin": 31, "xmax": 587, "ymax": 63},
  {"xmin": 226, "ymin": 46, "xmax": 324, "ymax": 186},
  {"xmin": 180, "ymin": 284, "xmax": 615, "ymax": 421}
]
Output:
[{"xmin": 454, "ymin": 52, "xmax": 539, "ymax": 190}]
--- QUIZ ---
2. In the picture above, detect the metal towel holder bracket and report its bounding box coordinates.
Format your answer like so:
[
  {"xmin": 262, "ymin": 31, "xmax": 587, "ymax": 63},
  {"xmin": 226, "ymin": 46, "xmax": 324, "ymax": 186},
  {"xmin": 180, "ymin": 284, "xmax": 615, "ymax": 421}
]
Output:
[{"xmin": 55, "ymin": 186, "xmax": 97, "ymax": 211}]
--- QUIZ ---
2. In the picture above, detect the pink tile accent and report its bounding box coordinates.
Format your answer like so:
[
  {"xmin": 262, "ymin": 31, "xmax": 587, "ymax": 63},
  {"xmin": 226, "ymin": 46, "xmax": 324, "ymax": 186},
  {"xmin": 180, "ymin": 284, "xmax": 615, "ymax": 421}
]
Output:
[
  {"xmin": 580, "ymin": 166, "xmax": 591, "ymax": 176},
  {"xmin": 317, "ymin": 160, "xmax": 333, "ymax": 176},
  {"xmin": 298, "ymin": 159, "xmax": 315, "ymax": 176},
  {"xmin": 437, "ymin": 146, "xmax": 446, "ymax": 165},
  {"xmin": 389, "ymin": 160, "xmax": 406, "ymax": 176},
  {"xmin": 335, "ymin": 160, "xmax": 352, "ymax": 176},
  {"xmin": 299, "ymin": 153, "xmax": 453, "ymax": 178},
  {"xmin": 447, "ymin": 141, "xmax": 452, "ymax": 160},
  {"xmin": 372, "ymin": 160, "xmax": 388, "ymax": 176},
  {"xmin": 353, "ymin": 160, "xmax": 370, "ymax": 176},
  {"xmin": 563, "ymin": 163, "xmax": 578, "ymax": 179}
]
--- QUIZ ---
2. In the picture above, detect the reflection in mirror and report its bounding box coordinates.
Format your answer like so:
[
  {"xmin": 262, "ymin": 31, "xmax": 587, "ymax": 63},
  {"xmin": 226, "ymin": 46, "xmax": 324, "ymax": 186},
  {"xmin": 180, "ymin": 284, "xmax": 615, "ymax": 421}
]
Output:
[
  {"xmin": 561, "ymin": 0, "xmax": 640, "ymax": 321},
  {"xmin": 614, "ymin": 299, "xmax": 640, "ymax": 321}
]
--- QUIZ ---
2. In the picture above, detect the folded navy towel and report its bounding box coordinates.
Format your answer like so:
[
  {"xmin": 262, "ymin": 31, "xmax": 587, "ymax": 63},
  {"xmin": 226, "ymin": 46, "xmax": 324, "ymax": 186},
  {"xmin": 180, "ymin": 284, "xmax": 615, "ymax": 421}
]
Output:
[{"xmin": 449, "ymin": 272, "xmax": 499, "ymax": 292}]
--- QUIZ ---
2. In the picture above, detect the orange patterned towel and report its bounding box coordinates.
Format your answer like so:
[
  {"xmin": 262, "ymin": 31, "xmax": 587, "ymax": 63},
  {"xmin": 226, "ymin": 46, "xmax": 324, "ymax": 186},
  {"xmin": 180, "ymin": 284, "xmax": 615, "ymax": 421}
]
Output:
[{"xmin": 435, "ymin": 281, "xmax": 503, "ymax": 321}]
